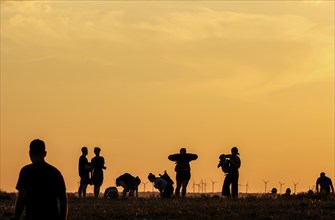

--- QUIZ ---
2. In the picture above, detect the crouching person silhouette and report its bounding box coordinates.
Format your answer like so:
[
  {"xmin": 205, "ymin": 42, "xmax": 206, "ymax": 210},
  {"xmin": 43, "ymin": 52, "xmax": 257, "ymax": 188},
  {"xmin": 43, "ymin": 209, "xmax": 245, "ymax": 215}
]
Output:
[
  {"xmin": 148, "ymin": 171, "xmax": 174, "ymax": 198},
  {"xmin": 104, "ymin": 187, "xmax": 119, "ymax": 199},
  {"xmin": 116, "ymin": 173, "xmax": 141, "ymax": 197},
  {"xmin": 13, "ymin": 139, "xmax": 68, "ymax": 220}
]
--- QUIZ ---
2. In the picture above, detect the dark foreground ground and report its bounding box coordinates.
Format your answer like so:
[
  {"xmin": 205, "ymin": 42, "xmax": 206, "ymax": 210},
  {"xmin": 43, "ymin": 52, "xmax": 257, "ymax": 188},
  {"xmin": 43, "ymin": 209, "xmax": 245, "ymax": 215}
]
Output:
[{"xmin": 1, "ymin": 192, "xmax": 335, "ymax": 220}]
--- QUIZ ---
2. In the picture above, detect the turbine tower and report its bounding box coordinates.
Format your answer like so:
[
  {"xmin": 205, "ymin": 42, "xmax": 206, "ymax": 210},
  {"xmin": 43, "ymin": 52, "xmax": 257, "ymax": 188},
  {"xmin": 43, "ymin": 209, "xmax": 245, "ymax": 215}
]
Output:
[
  {"xmin": 263, "ymin": 180, "xmax": 270, "ymax": 193},
  {"xmin": 192, "ymin": 179, "xmax": 196, "ymax": 193},
  {"xmin": 210, "ymin": 179, "xmax": 217, "ymax": 193},
  {"xmin": 203, "ymin": 179, "xmax": 207, "ymax": 193},
  {"xmin": 200, "ymin": 179, "xmax": 204, "ymax": 193},
  {"xmin": 279, "ymin": 182, "xmax": 285, "ymax": 194},
  {"xmin": 142, "ymin": 182, "xmax": 148, "ymax": 192},
  {"xmin": 293, "ymin": 182, "xmax": 299, "ymax": 194},
  {"xmin": 245, "ymin": 182, "xmax": 249, "ymax": 194}
]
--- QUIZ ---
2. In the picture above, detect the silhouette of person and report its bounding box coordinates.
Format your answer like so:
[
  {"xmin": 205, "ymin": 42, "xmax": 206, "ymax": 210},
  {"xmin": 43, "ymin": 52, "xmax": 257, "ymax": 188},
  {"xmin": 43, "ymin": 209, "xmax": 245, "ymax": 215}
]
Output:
[
  {"xmin": 116, "ymin": 173, "xmax": 141, "ymax": 197},
  {"xmin": 168, "ymin": 148, "xmax": 198, "ymax": 197},
  {"xmin": 220, "ymin": 147, "xmax": 241, "ymax": 198},
  {"xmin": 13, "ymin": 139, "xmax": 68, "ymax": 220},
  {"xmin": 148, "ymin": 171, "xmax": 174, "ymax": 198},
  {"xmin": 78, "ymin": 146, "xmax": 92, "ymax": 198},
  {"xmin": 104, "ymin": 187, "xmax": 119, "ymax": 199},
  {"xmin": 285, "ymin": 188, "xmax": 291, "ymax": 196},
  {"xmin": 316, "ymin": 172, "xmax": 334, "ymax": 194},
  {"xmin": 91, "ymin": 147, "xmax": 106, "ymax": 197}
]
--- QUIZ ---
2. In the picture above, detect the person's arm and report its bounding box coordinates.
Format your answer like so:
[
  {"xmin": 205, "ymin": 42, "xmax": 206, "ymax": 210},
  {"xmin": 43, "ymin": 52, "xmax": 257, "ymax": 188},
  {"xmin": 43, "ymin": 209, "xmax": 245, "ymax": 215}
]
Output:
[
  {"xmin": 13, "ymin": 189, "xmax": 27, "ymax": 220},
  {"xmin": 330, "ymin": 180, "xmax": 334, "ymax": 194},
  {"xmin": 58, "ymin": 190, "xmax": 68, "ymax": 220}
]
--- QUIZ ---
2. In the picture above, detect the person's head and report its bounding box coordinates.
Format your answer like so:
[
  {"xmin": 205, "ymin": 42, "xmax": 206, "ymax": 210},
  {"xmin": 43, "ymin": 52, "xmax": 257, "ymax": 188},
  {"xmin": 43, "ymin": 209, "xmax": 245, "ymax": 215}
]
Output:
[
  {"xmin": 271, "ymin": 188, "xmax": 277, "ymax": 194},
  {"xmin": 81, "ymin": 146, "xmax": 88, "ymax": 155},
  {"xmin": 148, "ymin": 173, "xmax": 155, "ymax": 182},
  {"xmin": 231, "ymin": 147, "xmax": 239, "ymax": 155},
  {"xmin": 180, "ymin": 148, "xmax": 186, "ymax": 154},
  {"xmin": 134, "ymin": 177, "xmax": 141, "ymax": 187},
  {"xmin": 320, "ymin": 172, "xmax": 326, "ymax": 177},
  {"xmin": 94, "ymin": 147, "xmax": 101, "ymax": 156},
  {"xmin": 29, "ymin": 139, "xmax": 46, "ymax": 163},
  {"xmin": 285, "ymin": 188, "xmax": 291, "ymax": 195}
]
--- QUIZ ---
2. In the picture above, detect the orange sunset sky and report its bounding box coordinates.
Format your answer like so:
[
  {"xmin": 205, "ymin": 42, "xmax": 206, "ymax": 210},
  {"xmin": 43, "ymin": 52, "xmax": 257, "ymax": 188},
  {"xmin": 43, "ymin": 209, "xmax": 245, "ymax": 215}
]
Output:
[{"xmin": 0, "ymin": 0, "xmax": 334, "ymax": 194}]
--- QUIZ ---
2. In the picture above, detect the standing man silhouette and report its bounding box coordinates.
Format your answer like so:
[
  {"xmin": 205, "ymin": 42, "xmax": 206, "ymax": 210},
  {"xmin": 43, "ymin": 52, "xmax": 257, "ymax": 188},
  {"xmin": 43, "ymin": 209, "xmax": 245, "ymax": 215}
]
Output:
[
  {"xmin": 14, "ymin": 139, "xmax": 68, "ymax": 220},
  {"xmin": 220, "ymin": 147, "xmax": 241, "ymax": 198},
  {"xmin": 91, "ymin": 147, "xmax": 106, "ymax": 197},
  {"xmin": 78, "ymin": 146, "xmax": 91, "ymax": 198},
  {"xmin": 168, "ymin": 148, "xmax": 198, "ymax": 197},
  {"xmin": 316, "ymin": 172, "xmax": 334, "ymax": 194}
]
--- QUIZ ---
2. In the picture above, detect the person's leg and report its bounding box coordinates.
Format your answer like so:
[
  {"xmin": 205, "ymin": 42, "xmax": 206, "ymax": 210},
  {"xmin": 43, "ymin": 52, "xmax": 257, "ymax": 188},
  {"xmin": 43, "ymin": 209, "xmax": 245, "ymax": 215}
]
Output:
[
  {"xmin": 222, "ymin": 174, "xmax": 231, "ymax": 197},
  {"xmin": 82, "ymin": 184, "xmax": 88, "ymax": 197},
  {"xmin": 181, "ymin": 180, "xmax": 189, "ymax": 197},
  {"xmin": 175, "ymin": 181, "xmax": 182, "ymax": 197},
  {"xmin": 129, "ymin": 190, "xmax": 134, "ymax": 197},
  {"xmin": 78, "ymin": 184, "xmax": 83, "ymax": 197},
  {"xmin": 122, "ymin": 189, "xmax": 127, "ymax": 197},
  {"xmin": 94, "ymin": 184, "xmax": 101, "ymax": 197},
  {"xmin": 231, "ymin": 172, "xmax": 239, "ymax": 198},
  {"xmin": 164, "ymin": 184, "xmax": 173, "ymax": 198}
]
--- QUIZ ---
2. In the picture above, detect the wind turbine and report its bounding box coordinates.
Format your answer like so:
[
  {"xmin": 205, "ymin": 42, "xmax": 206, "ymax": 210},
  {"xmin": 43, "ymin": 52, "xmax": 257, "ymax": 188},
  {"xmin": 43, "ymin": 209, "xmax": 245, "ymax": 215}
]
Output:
[
  {"xmin": 203, "ymin": 179, "xmax": 207, "ymax": 193},
  {"xmin": 200, "ymin": 179, "xmax": 204, "ymax": 193},
  {"xmin": 279, "ymin": 182, "xmax": 285, "ymax": 194},
  {"xmin": 245, "ymin": 182, "xmax": 249, "ymax": 194},
  {"xmin": 142, "ymin": 182, "xmax": 148, "ymax": 192},
  {"xmin": 196, "ymin": 181, "xmax": 201, "ymax": 193},
  {"xmin": 263, "ymin": 180, "xmax": 270, "ymax": 193},
  {"xmin": 293, "ymin": 182, "xmax": 299, "ymax": 194},
  {"xmin": 210, "ymin": 179, "xmax": 217, "ymax": 193}
]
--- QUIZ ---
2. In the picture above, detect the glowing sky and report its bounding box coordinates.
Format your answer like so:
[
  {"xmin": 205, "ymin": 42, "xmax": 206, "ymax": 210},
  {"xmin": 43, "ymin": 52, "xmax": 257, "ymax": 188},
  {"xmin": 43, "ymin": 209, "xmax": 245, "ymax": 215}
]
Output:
[{"xmin": 1, "ymin": 0, "xmax": 334, "ymax": 194}]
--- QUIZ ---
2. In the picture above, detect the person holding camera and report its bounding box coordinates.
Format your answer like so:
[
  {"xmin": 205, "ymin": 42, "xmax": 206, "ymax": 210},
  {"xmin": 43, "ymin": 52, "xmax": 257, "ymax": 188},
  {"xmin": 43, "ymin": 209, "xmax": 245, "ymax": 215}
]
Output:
[{"xmin": 219, "ymin": 147, "xmax": 241, "ymax": 198}]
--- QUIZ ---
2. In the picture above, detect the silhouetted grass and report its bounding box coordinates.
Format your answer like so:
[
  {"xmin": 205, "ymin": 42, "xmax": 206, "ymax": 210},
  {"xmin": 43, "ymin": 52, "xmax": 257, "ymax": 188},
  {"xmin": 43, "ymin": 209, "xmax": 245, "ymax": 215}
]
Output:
[{"xmin": 1, "ymin": 191, "xmax": 335, "ymax": 219}]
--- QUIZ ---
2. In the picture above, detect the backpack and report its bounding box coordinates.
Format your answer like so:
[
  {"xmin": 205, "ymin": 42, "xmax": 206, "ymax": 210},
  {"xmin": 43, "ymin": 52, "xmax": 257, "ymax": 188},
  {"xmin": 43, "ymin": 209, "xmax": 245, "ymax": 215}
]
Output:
[
  {"xmin": 159, "ymin": 171, "xmax": 174, "ymax": 185},
  {"xmin": 218, "ymin": 154, "xmax": 230, "ymax": 173}
]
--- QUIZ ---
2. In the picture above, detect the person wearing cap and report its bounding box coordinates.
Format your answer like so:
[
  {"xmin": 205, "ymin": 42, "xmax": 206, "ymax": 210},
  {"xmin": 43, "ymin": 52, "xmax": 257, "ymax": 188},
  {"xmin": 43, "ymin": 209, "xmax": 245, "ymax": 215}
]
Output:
[
  {"xmin": 91, "ymin": 147, "xmax": 106, "ymax": 197},
  {"xmin": 221, "ymin": 146, "xmax": 241, "ymax": 198},
  {"xmin": 316, "ymin": 172, "xmax": 334, "ymax": 194},
  {"xmin": 14, "ymin": 139, "xmax": 68, "ymax": 220}
]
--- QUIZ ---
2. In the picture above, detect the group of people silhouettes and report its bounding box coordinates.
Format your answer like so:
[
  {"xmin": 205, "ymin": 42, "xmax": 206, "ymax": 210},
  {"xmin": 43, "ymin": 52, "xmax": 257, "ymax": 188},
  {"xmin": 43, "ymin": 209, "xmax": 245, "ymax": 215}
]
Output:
[
  {"xmin": 13, "ymin": 139, "xmax": 334, "ymax": 220},
  {"xmin": 78, "ymin": 146, "xmax": 106, "ymax": 198}
]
